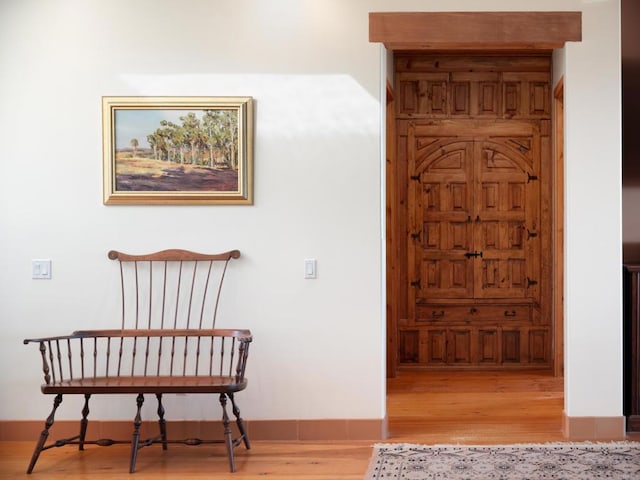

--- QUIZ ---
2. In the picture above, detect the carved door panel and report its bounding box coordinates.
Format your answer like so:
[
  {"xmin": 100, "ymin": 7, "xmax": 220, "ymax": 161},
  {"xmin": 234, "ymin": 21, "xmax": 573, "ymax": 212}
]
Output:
[
  {"xmin": 408, "ymin": 136, "xmax": 475, "ymax": 311},
  {"xmin": 395, "ymin": 54, "xmax": 552, "ymax": 369},
  {"xmin": 474, "ymin": 139, "xmax": 540, "ymax": 301},
  {"xmin": 409, "ymin": 125, "xmax": 540, "ymax": 308}
]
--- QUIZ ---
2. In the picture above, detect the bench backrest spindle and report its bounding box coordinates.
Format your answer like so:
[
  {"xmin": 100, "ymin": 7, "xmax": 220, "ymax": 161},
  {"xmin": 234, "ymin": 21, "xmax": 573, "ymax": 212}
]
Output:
[
  {"xmin": 66, "ymin": 338, "xmax": 73, "ymax": 380},
  {"xmin": 79, "ymin": 338, "xmax": 85, "ymax": 379},
  {"xmin": 108, "ymin": 249, "xmax": 239, "ymax": 331},
  {"xmin": 39, "ymin": 342, "xmax": 50, "ymax": 385},
  {"xmin": 47, "ymin": 341, "xmax": 55, "ymax": 384}
]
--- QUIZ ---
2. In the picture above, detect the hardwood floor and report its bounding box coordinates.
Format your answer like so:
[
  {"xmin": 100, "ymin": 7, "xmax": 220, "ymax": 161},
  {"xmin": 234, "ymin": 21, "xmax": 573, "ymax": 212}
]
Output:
[
  {"xmin": 2, "ymin": 371, "xmax": 637, "ymax": 479},
  {"xmin": 388, "ymin": 369, "xmax": 566, "ymax": 444},
  {"xmin": 0, "ymin": 441, "xmax": 372, "ymax": 479}
]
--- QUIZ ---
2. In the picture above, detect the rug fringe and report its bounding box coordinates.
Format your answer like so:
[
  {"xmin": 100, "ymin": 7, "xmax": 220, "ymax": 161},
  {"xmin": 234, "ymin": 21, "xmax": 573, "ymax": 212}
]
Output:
[{"xmin": 372, "ymin": 440, "xmax": 639, "ymax": 449}]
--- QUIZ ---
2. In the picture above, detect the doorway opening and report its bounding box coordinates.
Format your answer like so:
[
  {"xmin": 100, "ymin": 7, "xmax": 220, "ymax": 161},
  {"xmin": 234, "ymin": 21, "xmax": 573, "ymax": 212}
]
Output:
[
  {"xmin": 384, "ymin": 51, "xmax": 565, "ymax": 441},
  {"xmin": 369, "ymin": 11, "xmax": 580, "ymax": 439}
]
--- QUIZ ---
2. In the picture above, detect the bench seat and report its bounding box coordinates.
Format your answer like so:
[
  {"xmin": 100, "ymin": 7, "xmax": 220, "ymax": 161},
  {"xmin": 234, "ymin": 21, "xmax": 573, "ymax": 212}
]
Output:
[{"xmin": 41, "ymin": 376, "xmax": 247, "ymax": 395}]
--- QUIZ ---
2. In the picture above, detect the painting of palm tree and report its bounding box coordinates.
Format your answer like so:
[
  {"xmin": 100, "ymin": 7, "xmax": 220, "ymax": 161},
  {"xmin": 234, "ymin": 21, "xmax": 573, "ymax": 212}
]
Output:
[{"xmin": 103, "ymin": 97, "xmax": 253, "ymax": 205}]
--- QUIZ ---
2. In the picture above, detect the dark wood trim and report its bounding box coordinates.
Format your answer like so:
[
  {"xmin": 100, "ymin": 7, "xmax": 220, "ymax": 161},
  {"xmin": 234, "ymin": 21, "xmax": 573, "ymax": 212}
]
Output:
[
  {"xmin": 624, "ymin": 264, "xmax": 640, "ymax": 432},
  {"xmin": 553, "ymin": 78, "xmax": 565, "ymax": 377},
  {"xmin": 386, "ymin": 80, "xmax": 398, "ymax": 378},
  {"xmin": 369, "ymin": 12, "xmax": 582, "ymax": 51}
]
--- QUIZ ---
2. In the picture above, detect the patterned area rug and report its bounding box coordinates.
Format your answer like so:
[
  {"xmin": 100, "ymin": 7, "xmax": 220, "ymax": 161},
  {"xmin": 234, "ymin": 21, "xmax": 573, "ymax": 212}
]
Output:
[{"xmin": 365, "ymin": 442, "xmax": 640, "ymax": 479}]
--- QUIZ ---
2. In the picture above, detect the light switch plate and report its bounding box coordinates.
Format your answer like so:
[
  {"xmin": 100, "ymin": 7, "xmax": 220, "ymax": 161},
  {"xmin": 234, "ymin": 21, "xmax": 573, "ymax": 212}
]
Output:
[
  {"xmin": 304, "ymin": 258, "xmax": 317, "ymax": 279},
  {"xmin": 32, "ymin": 259, "xmax": 52, "ymax": 279}
]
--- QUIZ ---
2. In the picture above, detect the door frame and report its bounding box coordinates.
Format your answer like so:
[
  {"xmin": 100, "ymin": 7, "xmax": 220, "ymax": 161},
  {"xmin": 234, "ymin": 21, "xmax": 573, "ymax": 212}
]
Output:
[
  {"xmin": 553, "ymin": 77, "xmax": 565, "ymax": 377},
  {"xmin": 370, "ymin": 11, "xmax": 581, "ymax": 377}
]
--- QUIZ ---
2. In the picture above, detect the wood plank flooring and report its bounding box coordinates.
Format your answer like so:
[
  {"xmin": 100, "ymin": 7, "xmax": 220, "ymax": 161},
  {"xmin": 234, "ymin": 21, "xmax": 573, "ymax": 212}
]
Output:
[
  {"xmin": 388, "ymin": 369, "xmax": 567, "ymax": 444},
  {"xmin": 2, "ymin": 371, "xmax": 636, "ymax": 479}
]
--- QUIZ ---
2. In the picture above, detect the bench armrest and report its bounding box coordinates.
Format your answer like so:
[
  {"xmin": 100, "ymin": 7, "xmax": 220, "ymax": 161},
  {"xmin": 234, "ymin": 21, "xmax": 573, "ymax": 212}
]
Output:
[{"xmin": 25, "ymin": 329, "xmax": 252, "ymax": 386}]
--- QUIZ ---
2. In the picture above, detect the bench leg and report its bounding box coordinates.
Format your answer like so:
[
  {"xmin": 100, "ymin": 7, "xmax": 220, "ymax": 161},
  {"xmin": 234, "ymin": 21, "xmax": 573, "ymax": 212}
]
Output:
[
  {"xmin": 27, "ymin": 393, "xmax": 63, "ymax": 474},
  {"xmin": 130, "ymin": 393, "xmax": 144, "ymax": 474},
  {"xmin": 229, "ymin": 393, "xmax": 250, "ymax": 450},
  {"xmin": 156, "ymin": 393, "xmax": 168, "ymax": 450},
  {"xmin": 79, "ymin": 394, "xmax": 91, "ymax": 451},
  {"xmin": 219, "ymin": 393, "xmax": 235, "ymax": 473}
]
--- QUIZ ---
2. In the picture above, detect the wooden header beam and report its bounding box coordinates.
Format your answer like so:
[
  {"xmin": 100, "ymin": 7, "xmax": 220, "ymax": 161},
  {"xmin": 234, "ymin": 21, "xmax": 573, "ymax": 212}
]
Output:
[{"xmin": 369, "ymin": 12, "xmax": 582, "ymax": 51}]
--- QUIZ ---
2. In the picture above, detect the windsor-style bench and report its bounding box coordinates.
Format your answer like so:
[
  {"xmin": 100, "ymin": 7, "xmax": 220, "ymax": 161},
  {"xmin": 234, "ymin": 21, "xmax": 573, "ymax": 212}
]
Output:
[{"xmin": 23, "ymin": 249, "xmax": 252, "ymax": 474}]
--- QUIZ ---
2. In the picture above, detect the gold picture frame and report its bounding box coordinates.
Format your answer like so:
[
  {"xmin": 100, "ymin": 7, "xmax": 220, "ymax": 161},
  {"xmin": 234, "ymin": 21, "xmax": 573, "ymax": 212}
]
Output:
[{"xmin": 102, "ymin": 96, "xmax": 253, "ymax": 205}]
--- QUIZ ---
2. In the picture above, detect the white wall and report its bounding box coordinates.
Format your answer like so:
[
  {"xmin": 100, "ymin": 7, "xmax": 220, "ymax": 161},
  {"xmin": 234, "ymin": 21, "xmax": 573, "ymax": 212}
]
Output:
[
  {"xmin": 0, "ymin": 0, "xmax": 383, "ymax": 422},
  {"xmin": 0, "ymin": 0, "xmax": 622, "ymax": 425},
  {"xmin": 563, "ymin": 0, "xmax": 622, "ymax": 416}
]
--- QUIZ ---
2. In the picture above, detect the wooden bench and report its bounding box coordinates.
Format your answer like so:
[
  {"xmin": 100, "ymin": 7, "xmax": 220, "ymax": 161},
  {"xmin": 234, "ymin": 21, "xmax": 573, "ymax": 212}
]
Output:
[{"xmin": 23, "ymin": 249, "xmax": 252, "ymax": 474}]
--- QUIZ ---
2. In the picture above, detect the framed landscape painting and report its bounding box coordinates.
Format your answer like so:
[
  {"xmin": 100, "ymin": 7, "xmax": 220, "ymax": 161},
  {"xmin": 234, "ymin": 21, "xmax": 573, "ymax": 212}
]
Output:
[{"xmin": 102, "ymin": 96, "xmax": 253, "ymax": 205}]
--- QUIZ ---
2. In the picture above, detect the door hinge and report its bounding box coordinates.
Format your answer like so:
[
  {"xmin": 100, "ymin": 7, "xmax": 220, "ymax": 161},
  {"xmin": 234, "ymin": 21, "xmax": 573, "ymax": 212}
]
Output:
[
  {"xmin": 526, "ymin": 277, "xmax": 538, "ymax": 287},
  {"xmin": 464, "ymin": 251, "xmax": 483, "ymax": 259},
  {"xmin": 410, "ymin": 175, "xmax": 421, "ymax": 183},
  {"xmin": 527, "ymin": 173, "xmax": 539, "ymax": 183},
  {"xmin": 410, "ymin": 279, "xmax": 421, "ymax": 288},
  {"xmin": 410, "ymin": 231, "xmax": 421, "ymax": 241},
  {"xmin": 527, "ymin": 229, "xmax": 538, "ymax": 240}
]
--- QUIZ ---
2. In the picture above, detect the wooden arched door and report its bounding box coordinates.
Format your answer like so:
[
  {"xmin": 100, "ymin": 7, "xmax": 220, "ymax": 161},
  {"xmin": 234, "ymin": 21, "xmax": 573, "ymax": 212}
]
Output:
[{"xmin": 395, "ymin": 55, "xmax": 552, "ymax": 369}]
